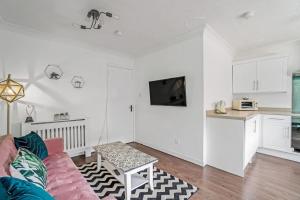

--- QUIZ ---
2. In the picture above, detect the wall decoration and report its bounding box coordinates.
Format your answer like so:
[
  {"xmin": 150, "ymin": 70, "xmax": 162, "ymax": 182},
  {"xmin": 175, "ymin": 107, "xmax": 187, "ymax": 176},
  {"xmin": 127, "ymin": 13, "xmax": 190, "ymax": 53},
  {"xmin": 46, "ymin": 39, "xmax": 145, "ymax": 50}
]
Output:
[
  {"xmin": 54, "ymin": 112, "xmax": 70, "ymax": 121},
  {"xmin": 25, "ymin": 104, "xmax": 35, "ymax": 123},
  {"xmin": 54, "ymin": 114, "xmax": 59, "ymax": 121},
  {"xmin": 44, "ymin": 65, "xmax": 63, "ymax": 80},
  {"xmin": 71, "ymin": 76, "xmax": 85, "ymax": 88}
]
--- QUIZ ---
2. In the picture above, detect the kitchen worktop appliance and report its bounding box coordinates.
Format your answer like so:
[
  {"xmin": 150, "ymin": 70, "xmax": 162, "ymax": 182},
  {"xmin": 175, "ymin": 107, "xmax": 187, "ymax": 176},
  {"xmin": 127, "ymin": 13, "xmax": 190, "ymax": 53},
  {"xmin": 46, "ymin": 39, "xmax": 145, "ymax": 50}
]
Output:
[{"xmin": 232, "ymin": 99, "xmax": 258, "ymax": 111}]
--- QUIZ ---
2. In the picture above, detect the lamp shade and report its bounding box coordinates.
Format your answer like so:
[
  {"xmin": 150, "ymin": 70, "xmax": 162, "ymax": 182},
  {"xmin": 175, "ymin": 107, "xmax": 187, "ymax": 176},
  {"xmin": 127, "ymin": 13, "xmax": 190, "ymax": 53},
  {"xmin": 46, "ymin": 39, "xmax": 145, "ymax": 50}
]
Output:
[{"xmin": 0, "ymin": 74, "xmax": 25, "ymax": 103}]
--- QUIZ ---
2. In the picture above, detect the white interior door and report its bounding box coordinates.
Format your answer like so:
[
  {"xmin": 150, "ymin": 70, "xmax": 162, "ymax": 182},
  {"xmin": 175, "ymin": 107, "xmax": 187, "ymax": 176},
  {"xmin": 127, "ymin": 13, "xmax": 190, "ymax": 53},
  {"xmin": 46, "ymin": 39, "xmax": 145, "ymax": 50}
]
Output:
[{"xmin": 107, "ymin": 66, "xmax": 134, "ymax": 143}]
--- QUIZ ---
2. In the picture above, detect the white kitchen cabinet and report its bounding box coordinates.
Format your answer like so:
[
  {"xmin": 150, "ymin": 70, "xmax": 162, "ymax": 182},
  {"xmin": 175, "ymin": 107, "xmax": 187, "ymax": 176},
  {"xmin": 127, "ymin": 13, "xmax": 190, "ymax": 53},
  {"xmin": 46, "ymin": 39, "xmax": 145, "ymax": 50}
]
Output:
[
  {"xmin": 233, "ymin": 56, "xmax": 288, "ymax": 94},
  {"xmin": 207, "ymin": 113, "xmax": 299, "ymax": 177},
  {"xmin": 233, "ymin": 61, "xmax": 257, "ymax": 94},
  {"xmin": 262, "ymin": 115, "xmax": 292, "ymax": 153},
  {"xmin": 257, "ymin": 58, "xmax": 287, "ymax": 92},
  {"xmin": 244, "ymin": 115, "xmax": 260, "ymax": 167},
  {"xmin": 206, "ymin": 116, "xmax": 260, "ymax": 177}
]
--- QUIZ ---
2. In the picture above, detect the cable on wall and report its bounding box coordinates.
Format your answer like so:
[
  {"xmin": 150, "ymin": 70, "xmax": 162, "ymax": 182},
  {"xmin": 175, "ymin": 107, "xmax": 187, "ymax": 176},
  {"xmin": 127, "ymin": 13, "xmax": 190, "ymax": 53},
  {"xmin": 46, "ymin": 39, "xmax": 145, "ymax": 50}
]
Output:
[{"xmin": 97, "ymin": 67, "xmax": 110, "ymax": 145}]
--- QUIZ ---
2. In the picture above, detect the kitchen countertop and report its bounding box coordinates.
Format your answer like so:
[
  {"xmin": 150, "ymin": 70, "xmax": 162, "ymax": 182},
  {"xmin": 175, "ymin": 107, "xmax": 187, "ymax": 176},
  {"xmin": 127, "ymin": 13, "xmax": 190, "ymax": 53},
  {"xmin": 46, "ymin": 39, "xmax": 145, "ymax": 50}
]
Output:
[{"xmin": 206, "ymin": 107, "xmax": 300, "ymax": 120}]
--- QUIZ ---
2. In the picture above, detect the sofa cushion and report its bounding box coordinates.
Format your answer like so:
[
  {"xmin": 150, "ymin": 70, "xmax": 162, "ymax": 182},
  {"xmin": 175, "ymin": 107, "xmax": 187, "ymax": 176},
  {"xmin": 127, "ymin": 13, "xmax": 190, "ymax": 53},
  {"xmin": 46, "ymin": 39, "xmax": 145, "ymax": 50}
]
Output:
[
  {"xmin": 14, "ymin": 132, "xmax": 48, "ymax": 160},
  {"xmin": 0, "ymin": 177, "xmax": 54, "ymax": 200},
  {"xmin": 0, "ymin": 180, "xmax": 9, "ymax": 199},
  {"xmin": 44, "ymin": 153, "xmax": 99, "ymax": 200},
  {"xmin": 0, "ymin": 135, "xmax": 17, "ymax": 176},
  {"xmin": 44, "ymin": 138, "xmax": 64, "ymax": 156},
  {"xmin": 10, "ymin": 148, "xmax": 47, "ymax": 189}
]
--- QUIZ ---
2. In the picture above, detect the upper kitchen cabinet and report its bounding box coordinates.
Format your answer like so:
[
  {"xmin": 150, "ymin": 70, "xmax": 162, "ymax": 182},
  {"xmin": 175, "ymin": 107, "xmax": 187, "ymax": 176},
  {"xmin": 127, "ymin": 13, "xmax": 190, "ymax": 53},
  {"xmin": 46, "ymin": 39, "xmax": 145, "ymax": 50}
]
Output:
[
  {"xmin": 233, "ymin": 61, "xmax": 257, "ymax": 94},
  {"xmin": 233, "ymin": 56, "xmax": 288, "ymax": 94},
  {"xmin": 257, "ymin": 57, "xmax": 288, "ymax": 92}
]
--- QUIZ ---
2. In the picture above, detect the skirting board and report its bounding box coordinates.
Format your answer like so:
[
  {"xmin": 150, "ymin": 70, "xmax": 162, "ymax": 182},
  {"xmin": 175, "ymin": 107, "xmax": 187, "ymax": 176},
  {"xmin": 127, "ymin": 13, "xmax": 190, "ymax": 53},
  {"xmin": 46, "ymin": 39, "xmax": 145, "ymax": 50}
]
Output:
[
  {"xmin": 69, "ymin": 146, "xmax": 95, "ymax": 158},
  {"xmin": 257, "ymin": 148, "xmax": 300, "ymax": 163},
  {"xmin": 68, "ymin": 150, "xmax": 86, "ymax": 158},
  {"xmin": 135, "ymin": 140, "xmax": 204, "ymax": 166}
]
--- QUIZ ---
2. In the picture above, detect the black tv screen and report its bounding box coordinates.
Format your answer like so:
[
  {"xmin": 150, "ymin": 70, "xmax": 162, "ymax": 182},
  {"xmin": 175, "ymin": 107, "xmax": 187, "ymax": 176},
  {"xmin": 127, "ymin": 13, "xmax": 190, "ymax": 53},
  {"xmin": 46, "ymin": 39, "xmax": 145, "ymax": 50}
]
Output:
[{"xmin": 149, "ymin": 76, "xmax": 187, "ymax": 106}]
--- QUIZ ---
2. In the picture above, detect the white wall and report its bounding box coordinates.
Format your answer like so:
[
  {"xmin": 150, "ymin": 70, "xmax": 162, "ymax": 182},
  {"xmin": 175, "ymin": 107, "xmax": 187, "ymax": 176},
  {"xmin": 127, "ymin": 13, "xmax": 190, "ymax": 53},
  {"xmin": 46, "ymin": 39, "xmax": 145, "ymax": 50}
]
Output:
[
  {"xmin": 234, "ymin": 41, "xmax": 300, "ymax": 108},
  {"xmin": 0, "ymin": 29, "xmax": 135, "ymax": 148},
  {"xmin": 202, "ymin": 27, "xmax": 233, "ymax": 165},
  {"xmin": 135, "ymin": 34, "xmax": 205, "ymax": 165},
  {"xmin": 203, "ymin": 27, "xmax": 233, "ymax": 110}
]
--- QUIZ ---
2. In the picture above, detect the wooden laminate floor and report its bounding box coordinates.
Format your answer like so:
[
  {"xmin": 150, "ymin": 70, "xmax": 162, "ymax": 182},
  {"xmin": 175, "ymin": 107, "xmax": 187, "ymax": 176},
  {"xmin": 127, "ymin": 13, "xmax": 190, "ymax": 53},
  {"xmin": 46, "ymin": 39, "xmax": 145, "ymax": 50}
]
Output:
[{"xmin": 72, "ymin": 143, "xmax": 300, "ymax": 200}]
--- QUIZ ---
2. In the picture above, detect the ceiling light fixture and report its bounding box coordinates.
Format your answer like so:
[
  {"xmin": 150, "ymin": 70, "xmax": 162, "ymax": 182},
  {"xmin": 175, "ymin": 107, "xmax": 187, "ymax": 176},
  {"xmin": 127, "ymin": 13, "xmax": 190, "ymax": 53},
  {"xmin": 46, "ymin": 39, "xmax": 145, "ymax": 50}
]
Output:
[
  {"xmin": 239, "ymin": 11, "xmax": 256, "ymax": 19},
  {"xmin": 79, "ymin": 9, "xmax": 119, "ymax": 30},
  {"xmin": 114, "ymin": 30, "xmax": 123, "ymax": 36}
]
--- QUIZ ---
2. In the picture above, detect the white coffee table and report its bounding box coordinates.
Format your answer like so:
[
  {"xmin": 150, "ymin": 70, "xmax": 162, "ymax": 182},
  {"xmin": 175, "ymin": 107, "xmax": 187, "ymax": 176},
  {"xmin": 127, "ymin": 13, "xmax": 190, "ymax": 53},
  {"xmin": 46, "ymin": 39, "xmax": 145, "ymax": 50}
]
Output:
[{"xmin": 94, "ymin": 142, "xmax": 158, "ymax": 200}]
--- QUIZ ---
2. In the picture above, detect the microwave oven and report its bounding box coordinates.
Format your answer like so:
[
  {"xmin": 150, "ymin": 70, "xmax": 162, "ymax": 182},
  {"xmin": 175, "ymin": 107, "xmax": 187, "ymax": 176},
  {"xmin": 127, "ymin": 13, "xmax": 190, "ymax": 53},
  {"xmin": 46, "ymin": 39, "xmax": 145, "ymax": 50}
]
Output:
[{"xmin": 232, "ymin": 99, "xmax": 258, "ymax": 111}]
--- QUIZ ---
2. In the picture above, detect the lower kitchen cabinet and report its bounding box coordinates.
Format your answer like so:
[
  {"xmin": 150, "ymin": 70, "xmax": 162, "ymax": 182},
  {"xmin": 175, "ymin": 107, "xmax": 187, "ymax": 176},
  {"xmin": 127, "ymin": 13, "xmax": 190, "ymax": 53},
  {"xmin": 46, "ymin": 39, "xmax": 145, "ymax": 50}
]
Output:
[
  {"xmin": 244, "ymin": 115, "xmax": 260, "ymax": 167},
  {"xmin": 261, "ymin": 115, "xmax": 292, "ymax": 153},
  {"xmin": 206, "ymin": 113, "xmax": 299, "ymax": 177},
  {"xmin": 206, "ymin": 116, "xmax": 260, "ymax": 177}
]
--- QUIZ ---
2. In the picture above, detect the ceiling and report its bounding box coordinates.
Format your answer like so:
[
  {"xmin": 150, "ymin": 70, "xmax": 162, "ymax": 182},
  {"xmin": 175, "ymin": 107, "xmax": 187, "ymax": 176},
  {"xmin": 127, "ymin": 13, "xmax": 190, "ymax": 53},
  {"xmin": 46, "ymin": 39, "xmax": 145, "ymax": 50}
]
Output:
[{"xmin": 0, "ymin": 0, "xmax": 299, "ymax": 56}]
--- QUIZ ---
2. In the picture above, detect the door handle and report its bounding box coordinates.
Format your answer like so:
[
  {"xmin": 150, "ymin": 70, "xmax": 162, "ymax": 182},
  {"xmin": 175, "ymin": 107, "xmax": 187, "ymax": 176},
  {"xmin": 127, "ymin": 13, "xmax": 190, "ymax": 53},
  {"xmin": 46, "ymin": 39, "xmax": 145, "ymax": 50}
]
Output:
[{"xmin": 129, "ymin": 105, "xmax": 133, "ymax": 112}]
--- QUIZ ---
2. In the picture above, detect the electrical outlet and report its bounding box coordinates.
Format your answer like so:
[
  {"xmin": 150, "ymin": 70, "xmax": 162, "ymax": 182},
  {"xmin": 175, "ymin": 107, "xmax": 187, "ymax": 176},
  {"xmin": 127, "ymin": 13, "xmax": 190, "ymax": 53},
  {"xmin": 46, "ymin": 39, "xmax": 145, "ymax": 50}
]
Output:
[{"xmin": 174, "ymin": 138, "xmax": 179, "ymax": 145}]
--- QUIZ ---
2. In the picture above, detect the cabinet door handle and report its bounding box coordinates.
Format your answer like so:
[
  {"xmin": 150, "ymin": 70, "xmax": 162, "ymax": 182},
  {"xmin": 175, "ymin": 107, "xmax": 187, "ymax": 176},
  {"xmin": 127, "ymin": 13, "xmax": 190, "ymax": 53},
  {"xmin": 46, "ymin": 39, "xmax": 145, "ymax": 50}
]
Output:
[
  {"xmin": 267, "ymin": 118, "xmax": 285, "ymax": 120},
  {"xmin": 286, "ymin": 127, "xmax": 290, "ymax": 138},
  {"xmin": 283, "ymin": 127, "xmax": 289, "ymax": 138},
  {"xmin": 288, "ymin": 127, "xmax": 292, "ymax": 147},
  {"xmin": 253, "ymin": 80, "xmax": 256, "ymax": 90},
  {"xmin": 256, "ymin": 80, "xmax": 259, "ymax": 90}
]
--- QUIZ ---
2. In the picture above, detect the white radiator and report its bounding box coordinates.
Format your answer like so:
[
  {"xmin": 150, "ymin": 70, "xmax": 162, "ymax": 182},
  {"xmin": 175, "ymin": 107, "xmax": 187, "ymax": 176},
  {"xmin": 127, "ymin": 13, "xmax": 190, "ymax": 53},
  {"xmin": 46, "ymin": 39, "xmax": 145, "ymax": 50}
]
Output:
[{"xmin": 21, "ymin": 119, "xmax": 88, "ymax": 157}]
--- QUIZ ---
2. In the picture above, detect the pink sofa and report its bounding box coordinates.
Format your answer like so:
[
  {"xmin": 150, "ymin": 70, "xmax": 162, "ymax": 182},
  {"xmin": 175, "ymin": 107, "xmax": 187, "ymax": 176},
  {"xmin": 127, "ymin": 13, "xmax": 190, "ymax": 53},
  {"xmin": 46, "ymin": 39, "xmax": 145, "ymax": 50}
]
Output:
[{"xmin": 0, "ymin": 135, "xmax": 115, "ymax": 200}]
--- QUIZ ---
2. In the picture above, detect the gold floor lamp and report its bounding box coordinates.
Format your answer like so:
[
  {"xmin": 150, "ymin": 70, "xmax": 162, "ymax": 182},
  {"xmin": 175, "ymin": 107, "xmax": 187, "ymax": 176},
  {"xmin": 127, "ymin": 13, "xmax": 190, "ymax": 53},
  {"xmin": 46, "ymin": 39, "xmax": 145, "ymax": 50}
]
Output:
[{"xmin": 0, "ymin": 74, "xmax": 25, "ymax": 135}]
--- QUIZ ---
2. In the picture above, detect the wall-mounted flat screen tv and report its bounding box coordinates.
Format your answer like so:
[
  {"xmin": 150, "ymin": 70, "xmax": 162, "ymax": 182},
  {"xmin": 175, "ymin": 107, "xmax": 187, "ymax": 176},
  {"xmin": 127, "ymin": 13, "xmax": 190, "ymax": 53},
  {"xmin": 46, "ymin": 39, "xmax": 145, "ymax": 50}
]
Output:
[{"xmin": 149, "ymin": 76, "xmax": 187, "ymax": 106}]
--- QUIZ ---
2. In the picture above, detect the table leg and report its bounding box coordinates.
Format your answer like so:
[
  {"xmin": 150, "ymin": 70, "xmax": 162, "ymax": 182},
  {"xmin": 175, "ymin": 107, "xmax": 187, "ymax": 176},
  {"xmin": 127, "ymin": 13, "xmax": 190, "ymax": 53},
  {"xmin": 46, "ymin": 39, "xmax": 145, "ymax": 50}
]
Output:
[
  {"xmin": 148, "ymin": 164, "xmax": 154, "ymax": 191},
  {"xmin": 124, "ymin": 173, "xmax": 131, "ymax": 200},
  {"xmin": 97, "ymin": 154, "xmax": 102, "ymax": 170}
]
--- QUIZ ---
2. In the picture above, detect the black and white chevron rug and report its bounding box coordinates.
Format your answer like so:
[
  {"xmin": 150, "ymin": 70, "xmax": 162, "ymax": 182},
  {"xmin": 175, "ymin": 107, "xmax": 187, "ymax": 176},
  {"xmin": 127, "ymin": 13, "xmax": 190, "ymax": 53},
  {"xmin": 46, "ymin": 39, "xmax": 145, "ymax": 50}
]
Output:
[{"xmin": 78, "ymin": 162, "xmax": 198, "ymax": 200}]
